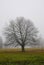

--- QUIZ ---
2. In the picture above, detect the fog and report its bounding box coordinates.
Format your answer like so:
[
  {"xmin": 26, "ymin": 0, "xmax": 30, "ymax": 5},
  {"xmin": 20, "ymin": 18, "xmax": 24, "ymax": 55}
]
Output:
[{"xmin": 0, "ymin": 0, "xmax": 44, "ymax": 40}]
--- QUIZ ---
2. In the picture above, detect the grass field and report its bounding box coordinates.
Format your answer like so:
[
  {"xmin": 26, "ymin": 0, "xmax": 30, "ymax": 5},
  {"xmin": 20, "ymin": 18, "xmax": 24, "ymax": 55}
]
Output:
[{"xmin": 0, "ymin": 48, "xmax": 44, "ymax": 65}]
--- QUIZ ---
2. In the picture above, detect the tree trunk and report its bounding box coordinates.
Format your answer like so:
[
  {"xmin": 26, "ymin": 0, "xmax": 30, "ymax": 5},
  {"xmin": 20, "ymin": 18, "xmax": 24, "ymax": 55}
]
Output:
[{"xmin": 22, "ymin": 45, "xmax": 25, "ymax": 52}]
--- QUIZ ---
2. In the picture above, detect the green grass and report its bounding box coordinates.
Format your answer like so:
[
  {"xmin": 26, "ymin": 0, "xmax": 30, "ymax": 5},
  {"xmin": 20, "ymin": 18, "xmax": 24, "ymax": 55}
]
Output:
[{"xmin": 0, "ymin": 48, "xmax": 44, "ymax": 65}]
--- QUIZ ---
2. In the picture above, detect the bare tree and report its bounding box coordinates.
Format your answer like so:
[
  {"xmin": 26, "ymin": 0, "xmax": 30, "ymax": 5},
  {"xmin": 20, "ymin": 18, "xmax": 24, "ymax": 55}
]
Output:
[{"xmin": 4, "ymin": 17, "xmax": 38, "ymax": 52}]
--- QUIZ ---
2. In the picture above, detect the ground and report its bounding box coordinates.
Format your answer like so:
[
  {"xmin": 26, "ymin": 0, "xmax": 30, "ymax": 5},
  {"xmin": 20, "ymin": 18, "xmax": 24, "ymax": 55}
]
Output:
[{"xmin": 0, "ymin": 48, "xmax": 44, "ymax": 65}]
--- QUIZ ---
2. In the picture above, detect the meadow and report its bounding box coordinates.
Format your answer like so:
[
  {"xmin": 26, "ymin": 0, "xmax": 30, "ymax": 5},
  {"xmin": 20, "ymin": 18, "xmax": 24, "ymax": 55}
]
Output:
[{"xmin": 0, "ymin": 48, "xmax": 44, "ymax": 65}]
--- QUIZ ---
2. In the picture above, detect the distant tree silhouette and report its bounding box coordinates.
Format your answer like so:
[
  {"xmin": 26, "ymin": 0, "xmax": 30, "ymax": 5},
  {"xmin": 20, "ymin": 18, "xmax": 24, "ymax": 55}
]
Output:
[{"xmin": 0, "ymin": 36, "xmax": 3, "ymax": 48}]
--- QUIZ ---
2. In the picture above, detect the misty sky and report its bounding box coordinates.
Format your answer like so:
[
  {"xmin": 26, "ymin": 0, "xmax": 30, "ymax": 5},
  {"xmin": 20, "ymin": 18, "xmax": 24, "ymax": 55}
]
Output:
[{"xmin": 0, "ymin": 0, "xmax": 44, "ymax": 39}]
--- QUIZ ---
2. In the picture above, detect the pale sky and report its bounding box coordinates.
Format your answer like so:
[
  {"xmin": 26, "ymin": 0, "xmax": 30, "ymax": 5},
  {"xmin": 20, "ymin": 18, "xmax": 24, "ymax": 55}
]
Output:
[{"xmin": 0, "ymin": 0, "xmax": 44, "ymax": 40}]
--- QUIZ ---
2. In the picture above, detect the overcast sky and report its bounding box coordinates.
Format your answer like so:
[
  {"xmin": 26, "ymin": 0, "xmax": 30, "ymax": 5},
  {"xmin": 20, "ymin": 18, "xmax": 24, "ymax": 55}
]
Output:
[{"xmin": 0, "ymin": 0, "xmax": 44, "ymax": 39}]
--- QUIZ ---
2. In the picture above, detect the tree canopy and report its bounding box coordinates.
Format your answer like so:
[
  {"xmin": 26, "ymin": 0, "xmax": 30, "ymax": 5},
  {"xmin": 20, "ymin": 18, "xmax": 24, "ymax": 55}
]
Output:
[{"xmin": 4, "ymin": 17, "xmax": 38, "ymax": 51}]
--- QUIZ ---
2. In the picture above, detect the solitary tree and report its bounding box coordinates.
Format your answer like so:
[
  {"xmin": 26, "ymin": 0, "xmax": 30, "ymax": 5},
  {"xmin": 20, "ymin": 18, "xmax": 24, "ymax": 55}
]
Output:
[{"xmin": 4, "ymin": 17, "xmax": 38, "ymax": 52}]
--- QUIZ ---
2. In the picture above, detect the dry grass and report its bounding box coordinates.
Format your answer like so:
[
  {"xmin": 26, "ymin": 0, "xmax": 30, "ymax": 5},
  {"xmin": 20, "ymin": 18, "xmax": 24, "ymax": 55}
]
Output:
[{"xmin": 0, "ymin": 48, "xmax": 44, "ymax": 53}]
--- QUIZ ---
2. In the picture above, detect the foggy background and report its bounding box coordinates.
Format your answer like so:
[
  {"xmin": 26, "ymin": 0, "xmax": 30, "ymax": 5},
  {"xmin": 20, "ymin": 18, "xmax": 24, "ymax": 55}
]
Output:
[{"xmin": 0, "ymin": 0, "xmax": 44, "ymax": 41}]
